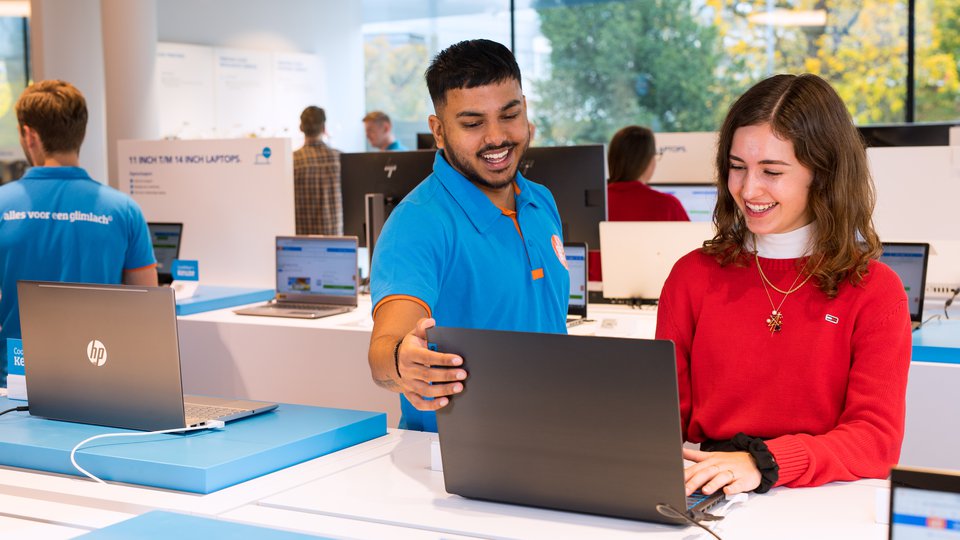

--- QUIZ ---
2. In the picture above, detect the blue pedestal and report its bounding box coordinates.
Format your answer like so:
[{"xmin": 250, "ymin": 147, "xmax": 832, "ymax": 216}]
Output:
[
  {"xmin": 175, "ymin": 286, "xmax": 275, "ymax": 315},
  {"xmin": 77, "ymin": 511, "xmax": 332, "ymax": 539},
  {"xmin": 912, "ymin": 319, "xmax": 960, "ymax": 364},
  {"xmin": 0, "ymin": 397, "xmax": 386, "ymax": 493}
]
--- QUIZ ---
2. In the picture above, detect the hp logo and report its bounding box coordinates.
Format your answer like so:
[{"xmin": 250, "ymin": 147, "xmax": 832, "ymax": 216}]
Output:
[{"xmin": 87, "ymin": 340, "xmax": 107, "ymax": 367}]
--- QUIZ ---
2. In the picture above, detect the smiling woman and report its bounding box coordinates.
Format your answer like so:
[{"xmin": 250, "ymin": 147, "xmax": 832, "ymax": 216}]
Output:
[{"xmin": 656, "ymin": 73, "xmax": 912, "ymax": 499}]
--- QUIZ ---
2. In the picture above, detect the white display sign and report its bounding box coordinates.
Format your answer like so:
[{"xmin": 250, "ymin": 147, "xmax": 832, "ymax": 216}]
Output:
[
  {"xmin": 156, "ymin": 43, "xmax": 216, "ymax": 139},
  {"xmin": 651, "ymin": 131, "xmax": 719, "ymax": 184},
  {"xmin": 118, "ymin": 138, "xmax": 295, "ymax": 288},
  {"xmin": 215, "ymin": 48, "xmax": 274, "ymax": 138}
]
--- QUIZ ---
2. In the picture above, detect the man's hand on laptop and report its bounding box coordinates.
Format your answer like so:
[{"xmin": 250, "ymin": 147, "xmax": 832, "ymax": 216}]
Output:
[
  {"xmin": 682, "ymin": 448, "xmax": 761, "ymax": 496},
  {"xmin": 398, "ymin": 318, "xmax": 468, "ymax": 411}
]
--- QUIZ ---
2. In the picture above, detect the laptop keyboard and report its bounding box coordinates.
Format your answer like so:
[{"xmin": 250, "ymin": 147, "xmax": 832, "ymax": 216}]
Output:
[
  {"xmin": 272, "ymin": 302, "xmax": 346, "ymax": 311},
  {"xmin": 184, "ymin": 403, "xmax": 245, "ymax": 423}
]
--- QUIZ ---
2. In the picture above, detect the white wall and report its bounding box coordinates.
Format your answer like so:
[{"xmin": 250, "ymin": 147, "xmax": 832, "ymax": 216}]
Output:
[{"xmin": 155, "ymin": 0, "xmax": 366, "ymax": 152}]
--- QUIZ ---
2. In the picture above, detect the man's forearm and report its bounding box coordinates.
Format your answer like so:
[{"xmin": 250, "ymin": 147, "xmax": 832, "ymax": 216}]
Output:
[{"xmin": 369, "ymin": 334, "xmax": 402, "ymax": 392}]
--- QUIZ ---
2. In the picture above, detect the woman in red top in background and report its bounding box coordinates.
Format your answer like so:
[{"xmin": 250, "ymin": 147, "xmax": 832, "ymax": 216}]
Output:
[
  {"xmin": 656, "ymin": 74, "xmax": 911, "ymax": 497},
  {"xmin": 606, "ymin": 125, "xmax": 689, "ymax": 221}
]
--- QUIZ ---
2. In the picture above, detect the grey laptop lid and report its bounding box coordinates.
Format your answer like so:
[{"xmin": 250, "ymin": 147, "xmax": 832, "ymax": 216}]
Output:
[
  {"xmin": 273, "ymin": 235, "xmax": 359, "ymax": 307},
  {"xmin": 17, "ymin": 281, "xmax": 277, "ymax": 431},
  {"xmin": 429, "ymin": 327, "xmax": 694, "ymax": 524}
]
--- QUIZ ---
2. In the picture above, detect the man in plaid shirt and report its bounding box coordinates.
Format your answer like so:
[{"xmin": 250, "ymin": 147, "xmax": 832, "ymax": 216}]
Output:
[{"xmin": 294, "ymin": 106, "xmax": 343, "ymax": 235}]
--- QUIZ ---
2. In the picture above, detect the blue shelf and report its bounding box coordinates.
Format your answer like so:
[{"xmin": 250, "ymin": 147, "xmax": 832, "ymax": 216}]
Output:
[
  {"xmin": 912, "ymin": 319, "xmax": 960, "ymax": 365},
  {"xmin": 175, "ymin": 285, "xmax": 274, "ymax": 316},
  {"xmin": 77, "ymin": 511, "xmax": 332, "ymax": 539},
  {"xmin": 0, "ymin": 397, "xmax": 386, "ymax": 493}
]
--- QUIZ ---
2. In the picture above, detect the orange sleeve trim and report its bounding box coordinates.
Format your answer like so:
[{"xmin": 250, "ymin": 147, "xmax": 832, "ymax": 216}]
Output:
[
  {"xmin": 531, "ymin": 268, "xmax": 544, "ymax": 280},
  {"xmin": 125, "ymin": 263, "xmax": 158, "ymax": 272},
  {"xmin": 373, "ymin": 294, "xmax": 432, "ymax": 319}
]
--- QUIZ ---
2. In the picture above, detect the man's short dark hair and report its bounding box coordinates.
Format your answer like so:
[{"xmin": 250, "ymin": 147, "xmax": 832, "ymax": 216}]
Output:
[
  {"xmin": 15, "ymin": 80, "xmax": 87, "ymax": 154},
  {"xmin": 300, "ymin": 106, "xmax": 326, "ymax": 137},
  {"xmin": 425, "ymin": 39, "xmax": 522, "ymax": 108}
]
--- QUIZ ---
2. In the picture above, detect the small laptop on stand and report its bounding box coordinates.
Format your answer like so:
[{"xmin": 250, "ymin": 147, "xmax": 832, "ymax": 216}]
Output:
[
  {"xmin": 235, "ymin": 235, "xmax": 359, "ymax": 319},
  {"xmin": 18, "ymin": 281, "xmax": 277, "ymax": 432},
  {"xmin": 564, "ymin": 242, "xmax": 590, "ymax": 327},
  {"xmin": 880, "ymin": 242, "xmax": 930, "ymax": 331},
  {"xmin": 147, "ymin": 222, "xmax": 184, "ymax": 285},
  {"xmin": 429, "ymin": 326, "xmax": 725, "ymax": 526}
]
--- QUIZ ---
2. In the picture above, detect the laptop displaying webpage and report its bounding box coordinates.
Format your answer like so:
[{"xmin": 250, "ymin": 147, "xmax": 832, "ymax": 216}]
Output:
[
  {"xmin": 565, "ymin": 244, "xmax": 587, "ymax": 316},
  {"xmin": 276, "ymin": 237, "xmax": 357, "ymax": 298},
  {"xmin": 891, "ymin": 486, "xmax": 960, "ymax": 538},
  {"xmin": 649, "ymin": 184, "xmax": 718, "ymax": 222},
  {"xmin": 880, "ymin": 243, "xmax": 928, "ymax": 320},
  {"xmin": 148, "ymin": 223, "xmax": 183, "ymax": 277}
]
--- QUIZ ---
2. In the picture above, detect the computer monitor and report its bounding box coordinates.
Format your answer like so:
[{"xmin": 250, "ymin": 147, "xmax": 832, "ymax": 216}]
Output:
[
  {"xmin": 518, "ymin": 145, "xmax": 607, "ymax": 249},
  {"xmin": 416, "ymin": 132, "xmax": 436, "ymax": 150},
  {"xmin": 649, "ymin": 183, "xmax": 718, "ymax": 223},
  {"xmin": 341, "ymin": 150, "xmax": 436, "ymax": 249},
  {"xmin": 147, "ymin": 222, "xmax": 183, "ymax": 285},
  {"xmin": 890, "ymin": 466, "xmax": 960, "ymax": 539}
]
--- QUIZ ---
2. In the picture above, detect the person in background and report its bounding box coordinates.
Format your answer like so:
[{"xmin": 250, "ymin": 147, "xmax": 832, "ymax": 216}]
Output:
[
  {"xmin": 0, "ymin": 80, "xmax": 157, "ymax": 387},
  {"xmin": 657, "ymin": 73, "xmax": 911, "ymax": 497},
  {"xmin": 294, "ymin": 106, "xmax": 342, "ymax": 235},
  {"xmin": 366, "ymin": 39, "xmax": 569, "ymax": 432},
  {"xmin": 606, "ymin": 125, "xmax": 689, "ymax": 221},
  {"xmin": 363, "ymin": 111, "xmax": 407, "ymax": 151}
]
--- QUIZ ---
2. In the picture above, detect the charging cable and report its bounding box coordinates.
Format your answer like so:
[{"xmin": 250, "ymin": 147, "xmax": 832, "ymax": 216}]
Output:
[
  {"xmin": 944, "ymin": 287, "xmax": 960, "ymax": 319},
  {"xmin": 0, "ymin": 405, "xmax": 29, "ymax": 417},
  {"xmin": 70, "ymin": 420, "xmax": 225, "ymax": 484}
]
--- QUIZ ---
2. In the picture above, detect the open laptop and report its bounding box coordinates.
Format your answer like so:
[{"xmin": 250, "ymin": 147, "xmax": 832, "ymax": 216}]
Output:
[
  {"xmin": 880, "ymin": 242, "xmax": 930, "ymax": 331},
  {"xmin": 147, "ymin": 222, "xmax": 183, "ymax": 285},
  {"xmin": 648, "ymin": 183, "xmax": 718, "ymax": 223},
  {"xmin": 234, "ymin": 236, "xmax": 359, "ymax": 319},
  {"xmin": 600, "ymin": 221, "xmax": 715, "ymax": 301},
  {"xmin": 428, "ymin": 326, "xmax": 725, "ymax": 525},
  {"xmin": 564, "ymin": 242, "xmax": 590, "ymax": 327},
  {"xmin": 17, "ymin": 281, "xmax": 278, "ymax": 432},
  {"xmin": 889, "ymin": 466, "xmax": 960, "ymax": 539}
]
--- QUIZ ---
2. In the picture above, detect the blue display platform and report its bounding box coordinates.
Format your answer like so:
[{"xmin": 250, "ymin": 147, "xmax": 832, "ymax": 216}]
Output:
[
  {"xmin": 78, "ymin": 511, "xmax": 331, "ymax": 539},
  {"xmin": 175, "ymin": 285, "xmax": 274, "ymax": 316},
  {"xmin": 912, "ymin": 319, "xmax": 960, "ymax": 364},
  {"xmin": 0, "ymin": 397, "xmax": 385, "ymax": 493}
]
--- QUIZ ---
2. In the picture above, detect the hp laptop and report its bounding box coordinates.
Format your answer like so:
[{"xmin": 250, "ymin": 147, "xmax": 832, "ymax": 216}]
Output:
[
  {"xmin": 880, "ymin": 242, "xmax": 930, "ymax": 331},
  {"xmin": 147, "ymin": 222, "xmax": 183, "ymax": 285},
  {"xmin": 17, "ymin": 281, "xmax": 278, "ymax": 432},
  {"xmin": 234, "ymin": 236, "xmax": 359, "ymax": 319},
  {"xmin": 428, "ymin": 326, "xmax": 725, "ymax": 525},
  {"xmin": 889, "ymin": 466, "xmax": 960, "ymax": 539},
  {"xmin": 564, "ymin": 242, "xmax": 590, "ymax": 327},
  {"xmin": 600, "ymin": 221, "xmax": 714, "ymax": 301}
]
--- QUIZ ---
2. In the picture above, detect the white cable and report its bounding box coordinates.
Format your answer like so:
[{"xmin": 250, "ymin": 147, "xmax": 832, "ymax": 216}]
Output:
[{"xmin": 70, "ymin": 420, "xmax": 225, "ymax": 484}]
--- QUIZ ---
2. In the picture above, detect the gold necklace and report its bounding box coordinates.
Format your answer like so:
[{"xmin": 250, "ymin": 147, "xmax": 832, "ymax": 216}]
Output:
[{"xmin": 755, "ymin": 251, "xmax": 816, "ymax": 334}]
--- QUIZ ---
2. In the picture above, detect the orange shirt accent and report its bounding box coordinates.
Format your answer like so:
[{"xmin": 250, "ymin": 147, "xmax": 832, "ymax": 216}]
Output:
[
  {"xmin": 531, "ymin": 268, "xmax": 544, "ymax": 280},
  {"xmin": 126, "ymin": 262, "xmax": 158, "ymax": 272},
  {"xmin": 373, "ymin": 294, "xmax": 432, "ymax": 319}
]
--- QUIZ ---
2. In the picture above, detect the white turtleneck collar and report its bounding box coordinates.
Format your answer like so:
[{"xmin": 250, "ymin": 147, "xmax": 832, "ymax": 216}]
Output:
[{"xmin": 747, "ymin": 221, "xmax": 816, "ymax": 259}]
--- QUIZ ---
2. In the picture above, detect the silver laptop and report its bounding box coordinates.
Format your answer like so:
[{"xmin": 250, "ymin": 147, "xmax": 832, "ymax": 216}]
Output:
[
  {"xmin": 600, "ymin": 221, "xmax": 715, "ymax": 301},
  {"xmin": 880, "ymin": 242, "xmax": 930, "ymax": 331},
  {"xmin": 235, "ymin": 235, "xmax": 359, "ymax": 319},
  {"xmin": 17, "ymin": 281, "xmax": 278, "ymax": 432},
  {"xmin": 564, "ymin": 242, "xmax": 590, "ymax": 327},
  {"xmin": 889, "ymin": 466, "xmax": 960, "ymax": 539},
  {"xmin": 429, "ymin": 326, "xmax": 725, "ymax": 525}
]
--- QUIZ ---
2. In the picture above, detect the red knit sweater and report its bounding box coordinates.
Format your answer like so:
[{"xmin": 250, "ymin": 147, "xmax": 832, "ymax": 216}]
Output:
[
  {"xmin": 607, "ymin": 181, "xmax": 689, "ymax": 221},
  {"xmin": 656, "ymin": 249, "xmax": 911, "ymax": 488}
]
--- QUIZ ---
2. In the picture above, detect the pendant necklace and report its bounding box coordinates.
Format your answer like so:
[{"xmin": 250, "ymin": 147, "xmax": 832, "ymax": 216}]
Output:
[{"xmin": 755, "ymin": 250, "xmax": 816, "ymax": 334}]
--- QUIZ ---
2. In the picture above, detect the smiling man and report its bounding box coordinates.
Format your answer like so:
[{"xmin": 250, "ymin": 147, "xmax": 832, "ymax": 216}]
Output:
[{"xmin": 367, "ymin": 39, "xmax": 569, "ymax": 432}]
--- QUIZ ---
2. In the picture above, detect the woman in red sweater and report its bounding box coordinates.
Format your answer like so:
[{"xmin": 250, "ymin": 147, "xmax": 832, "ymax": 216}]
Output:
[
  {"xmin": 606, "ymin": 125, "xmax": 689, "ymax": 222},
  {"xmin": 656, "ymin": 74, "xmax": 911, "ymax": 498}
]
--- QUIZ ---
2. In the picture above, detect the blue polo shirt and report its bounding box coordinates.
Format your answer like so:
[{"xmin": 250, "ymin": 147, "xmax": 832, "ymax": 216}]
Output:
[
  {"xmin": 0, "ymin": 167, "xmax": 156, "ymax": 385},
  {"xmin": 386, "ymin": 140, "xmax": 407, "ymax": 151},
  {"xmin": 371, "ymin": 151, "xmax": 569, "ymax": 431}
]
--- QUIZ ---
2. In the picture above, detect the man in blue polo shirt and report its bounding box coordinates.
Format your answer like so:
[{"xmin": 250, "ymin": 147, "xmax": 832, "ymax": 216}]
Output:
[
  {"xmin": 367, "ymin": 39, "xmax": 569, "ymax": 431},
  {"xmin": 0, "ymin": 80, "xmax": 157, "ymax": 386}
]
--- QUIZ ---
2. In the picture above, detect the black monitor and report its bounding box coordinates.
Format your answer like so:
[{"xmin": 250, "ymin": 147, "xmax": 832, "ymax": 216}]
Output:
[
  {"xmin": 416, "ymin": 132, "xmax": 437, "ymax": 150},
  {"xmin": 649, "ymin": 183, "xmax": 718, "ymax": 223},
  {"xmin": 857, "ymin": 123, "xmax": 954, "ymax": 147},
  {"xmin": 147, "ymin": 222, "xmax": 183, "ymax": 285},
  {"xmin": 341, "ymin": 150, "xmax": 436, "ymax": 251},
  {"xmin": 518, "ymin": 145, "xmax": 607, "ymax": 249}
]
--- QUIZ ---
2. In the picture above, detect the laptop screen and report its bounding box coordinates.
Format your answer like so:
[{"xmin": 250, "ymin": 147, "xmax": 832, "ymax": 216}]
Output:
[
  {"xmin": 649, "ymin": 183, "xmax": 718, "ymax": 223},
  {"xmin": 565, "ymin": 243, "xmax": 587, "ymax": 317},
  {"xmin": 148, "ymin": 223, "xmax": 183, "ymax": 279},
  {"xmin": 890, "ymin": 467, "xmax": 960, "ymax": 539},
  {"xmin": 880, "ymin": 243, "xmax": 929, "ymax": 322},
  {"xmin": 275, "ymin": 237, "xmax": 358, "ymax": 299}
]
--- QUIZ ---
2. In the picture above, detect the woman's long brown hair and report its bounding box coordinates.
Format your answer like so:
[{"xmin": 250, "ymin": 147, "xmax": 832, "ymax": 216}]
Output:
[{"xmin": 703, "ymin": 73, "xmax": 881, "ymax": 298}]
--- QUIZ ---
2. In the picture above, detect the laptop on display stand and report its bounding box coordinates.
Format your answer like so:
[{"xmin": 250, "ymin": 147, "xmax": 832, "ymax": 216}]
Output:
[
  {"xmin": 564, "ymin": 242, "xmax": 590, "ymax": 327},
  {"xmin": 17, "ymin": 281, "xmax": 278, "ymax": 432},
  {"xmin": 234, "ymin": 235, "xmax": 359, "ymax": 320},
  {"xmin": 880, "ymin": 242, "xmax": 930, "ymax": 331},
  {"xmin": 429, "ymin": 326, "xmax": 725, "ymax": 525},
  {"xmin": 147, "ymin": 222, "xmax": 183, "ymax": 285}
]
